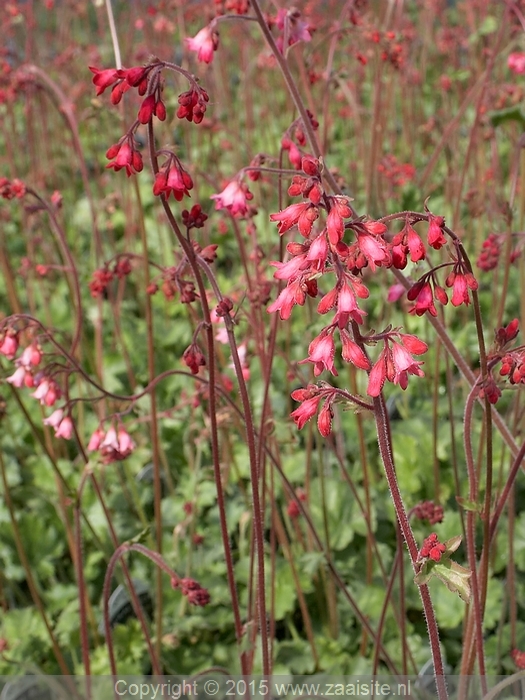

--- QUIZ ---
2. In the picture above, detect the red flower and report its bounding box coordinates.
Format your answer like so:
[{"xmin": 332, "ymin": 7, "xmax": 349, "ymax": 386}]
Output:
[
  {"xmin": 317, "ymin": 400, "xmax": 334, "ymax": 437},
  {"xmin": 89, "ymin": 66, "xmax": 120, "ymax": 95},
  {"xmin": 290, "ymin": 394, "xmax": 321, "ymax": 430},
  {"xmin": 105, "ymin": 139, "xmax": 143, "ymax": 177},
  {"xmin": 177, "ymin": 86, "xmax": 209, "ymax": 123},
  {"xmin": 419, "ymin": 533, "xmax": 446, "ymax": 562},
  {"xmin": 427, "ymin": 213, "xmax": 446, "ymax": 250},
  {"xmin": 445, "ymin": 268, "xmax": 478, "ymax": 307},
  {"xmin": 183, "ymin": 344, "xmax": 206, "ymax": 375},
  {"xmin": 153, "ymin": 156, "xmax": 193, "ymax": 200}
]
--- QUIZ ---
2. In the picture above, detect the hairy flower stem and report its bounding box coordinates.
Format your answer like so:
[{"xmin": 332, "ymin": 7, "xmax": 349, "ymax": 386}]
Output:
[
  {"xmin": 372, "ymin": 393, "xmax": 447, "ymax": 700},
  {"xmin": 146, "ymin": 124, "xmax": 248, "ymax": 672},
  {"xmin": 133, "ymin": 177, "xmax": 164, "ymax": 662},
  {"xmin": 391, "ymin": 267, "xmax": 519, "ymax": 459},
  {"xmin": 249, "ymin": 0, "xmax": 346, "ymax": 202},
  {"xmin": 461, "ymin": 385, "xmax": 487, "ymax": 683}
]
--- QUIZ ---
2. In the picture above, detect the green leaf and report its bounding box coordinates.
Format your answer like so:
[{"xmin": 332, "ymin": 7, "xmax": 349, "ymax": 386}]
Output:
[
  {"xmin": 489, "ymin": 106, "xmax": 525, "ymax": 130},
  {"xmin": 433, "ymin": 560, "xmax": 472, "ymax": 603},
  {"xmin": 455, "ymin": 497, "xmax": 482, "ymax": 513},
  {"xmin": 444, "ymin": 534, "xmax": 462, "ymax": 554}
]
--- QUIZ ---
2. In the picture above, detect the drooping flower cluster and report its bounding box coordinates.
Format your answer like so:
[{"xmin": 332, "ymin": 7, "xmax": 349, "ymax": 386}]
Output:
[
  {"xmin": 87, "ymin": 424, "xmax": 135, "ymax": 464},
  {"xmin": 153, "ymin": 153, "xmax": 194, "ymax": 201},
  {"xmin": 171, "ymin": 576, "xmax": 210, "ymax": 606},
  {"xmin": 477, "ymin": 233, "xmax": 501, "ymax": 272},
  {"xmin": 266, "ymin": 154, "xmax": 435, "ymax": 433},
  {"xmin": 1, "ymin": 333, "xmax": 77, "ymax": 439},
  {"xmin": 88, "ymin": 256, "xmax": 133, "ymax": 298},
  {"xmin": 477, "ymin": 319, "xmax": 521, "ymax": 404},
  {"xmin": 412, "ymin": 500, "xmax": 444, "ymax": 525}
]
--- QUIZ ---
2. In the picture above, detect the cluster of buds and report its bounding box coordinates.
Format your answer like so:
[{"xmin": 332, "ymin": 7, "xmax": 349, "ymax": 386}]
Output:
[
  {"xmin": 418, "ymin": 533, "xmax": 446, "ymax": 563},
  {"xmin": 182, "ymin": 204, "xmax": 208, "ymax": 230},
  {"xmin": 377, "ymin": 155, "xmax": 415, "ymax": 188},
  {"xmin": 89, "ymin": 61, "xmax": 209, "ymax": 124},
  {"xmin": 475, "ymin": 319, "xmax": 521, "ymax": 404},
  {"xmin": 88, "ymin": 256, "xmax": 133, "ymax": 298},
  {"xmin": 105, "ymin": 136, "xmax": 143, "ymax": 177},
  {"xmin": 412, "ymin": 500, "xmax": 444, "ymax": 525},
  {"xmin": 182, "ymin": 343, "xmax": 206, "ymax": 375},
  {"xmin": 286, "ymin": 487, "xmax": 307, "ymax": 519},
  {"xmin": 176, "ymin": 85, "xmax": 209, "ymax": 124},
  {"xmin": 171, "ymin": 576, "xmax": 210, "ymax": 606},
  {"xmin": 153, "ymin": 153, "xmax": 193, "ymax": 201},
  {"xmin": 0, "ymin": 177, "xmax": 26, "ymax": 200},
  {"xmin": 280, "ymin": 111, "xmax": 319, "ymax": 170},
  {"xmin": 477, "ymin": 233, "xmax": 501, "ymax": 272},
  {"xmin": 265, "ymin": 148, "xmax": 485, "ymax": 434},
  {"xmin": 87, "ymin": 424, "xmax": 135, "ymax": 464},
  {"xmin": 290, "ymin": 385, "xmax": 339, "ymax": 437}
]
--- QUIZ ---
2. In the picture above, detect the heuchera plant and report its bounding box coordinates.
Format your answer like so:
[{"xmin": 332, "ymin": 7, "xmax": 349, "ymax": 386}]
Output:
[{"xmin": 3, "ymin": 0, "xmax": 525, "ymax": 692}]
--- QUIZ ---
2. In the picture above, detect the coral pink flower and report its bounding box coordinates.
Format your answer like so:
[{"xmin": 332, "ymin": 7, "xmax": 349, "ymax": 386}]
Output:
[
  {"xmin": 427, "ymin": 213, "xmax": 446, "ymax": 249},
  {"xmin": 20, "ymin": 343, "xmax": 42, "ymax": 367},
  {"xmin": 267, "ymin": 278, "xmax": 306, "ymax": 319},
  {"xmin": 0, "ymin": 332, "xmax": 18, "ymax": 359},
  {"xmin": 317, "ymin": 400, "xmax": 334, "ymax": 437},
  {"xmin": 55, "ymin": 416, "xmax": 74, "ymax": 440},
  {"xmin": 270, "ymin": 254, "xmax": 309, "ymax": 281},
  {"xmin": 339, "ymin": 329, "xmax": 371, "ymax": 369},
  {"xmin": 87, "ymin": 427, "xmax": 105, "ymax": 452},
  {"xmin": 300, "ymin": 331, "xmax": 338, "ymax": 376},
  {"xmin": 106, "ymin": 140, "xmax": 143, "ymax": 177},
  {"xmin": 31, "ymin": 378, "xmax": 61, "ymax": 406},
  {"xmin": 508, "ymin": 52, "xmax": 525, "ymax": 75},
  {"xmin": 355, "ymin": 228, "xmax": 388, "ymax": 271},
  {"xmin": 117, "ymin": 428, "xmax": 135, "ymax": 456},
  {"xmin": 185, "ymin": 26, "xmax": 219, "ymax": 64},
  {"xmin": 290, "ymin": 395, "xmax": 321, "ymax": 429},
  {"xmin": 405, "ymin": 222, "xmax": 426, "ymax": 262},
  {"xmin": 270, "ymin": 202, "xmax": 318, "ymax": 237},
  {"xmin": 387, "ymin": 283, "xmax": 405, "ymax": 302},
  {"xmin": 445, "ymin": 269, "xmax": 478, "ymax": 307},
  {"xmin": 43, "ymin": 409, "xmax": 64, "ymax": 429},
  {"xmin": 306, "ymin": 233, "xmax": 328, "ymax": 271},
  {"xmin": 211, "ymin": 180, "xmax": 253, "ymax": 217},
  {"xmin": 6, "ymin": 366, "xmax": 27, "ymax": 388},
  {"xmin": 407, "ymin": 280, "xmax": 438, "ymax": 317}
]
